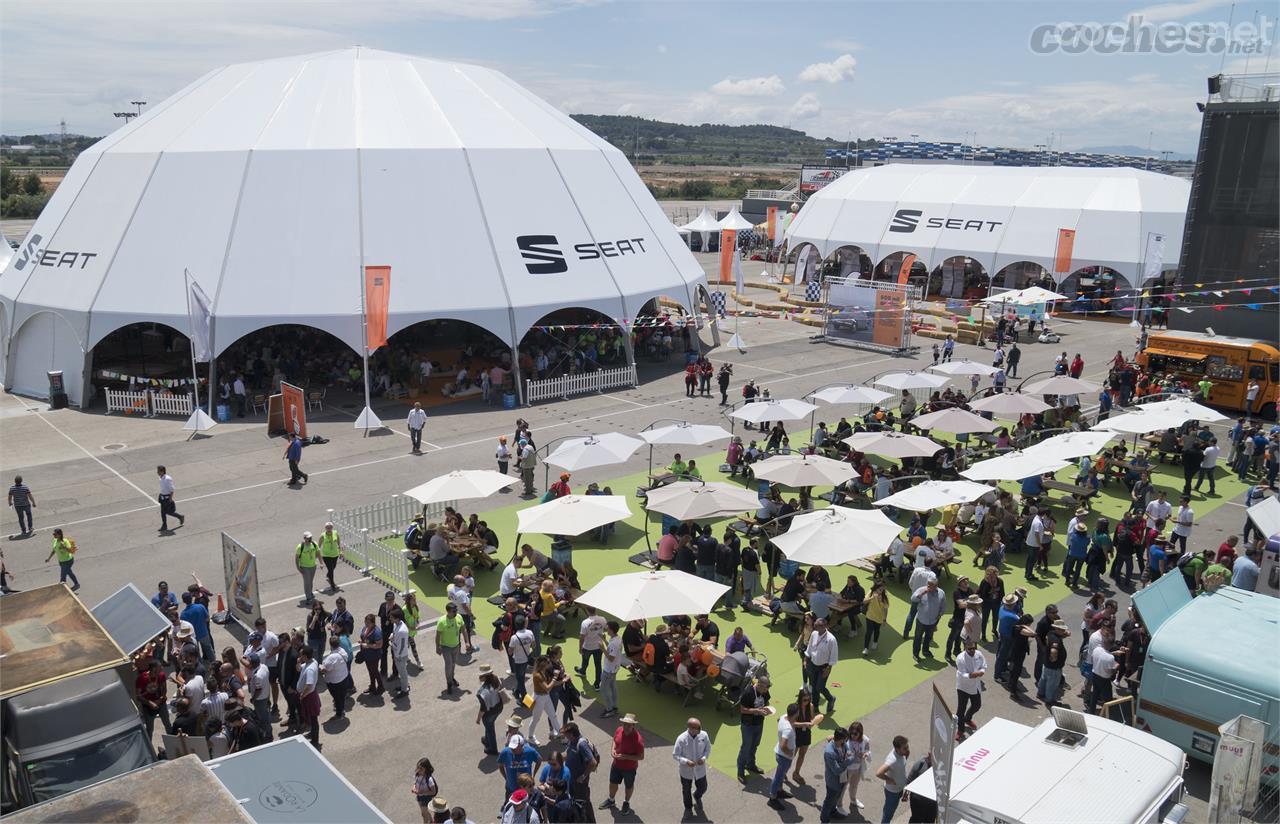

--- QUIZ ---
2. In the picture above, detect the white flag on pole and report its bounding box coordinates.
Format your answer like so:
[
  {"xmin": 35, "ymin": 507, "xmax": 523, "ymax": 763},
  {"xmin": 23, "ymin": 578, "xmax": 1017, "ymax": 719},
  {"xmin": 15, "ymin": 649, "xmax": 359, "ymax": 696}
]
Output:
[
  {"xmin": 186, "ymin": 271, "xmax": 214, "ymax": 363},
  {"xmin": 733, "ymin": 246, "xmax": 745, "ymax": 294},
  {"xmin": 1143, "ymin": 232, "xmax": 1165, "ymax": 282}
]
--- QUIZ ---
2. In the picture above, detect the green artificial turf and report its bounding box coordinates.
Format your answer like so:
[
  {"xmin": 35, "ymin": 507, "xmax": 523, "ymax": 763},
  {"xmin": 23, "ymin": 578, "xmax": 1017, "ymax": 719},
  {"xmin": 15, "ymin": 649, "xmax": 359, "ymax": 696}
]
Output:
[{"xmin": 399, "ymin": 434, "xmax": 1246, "ymax": 776}]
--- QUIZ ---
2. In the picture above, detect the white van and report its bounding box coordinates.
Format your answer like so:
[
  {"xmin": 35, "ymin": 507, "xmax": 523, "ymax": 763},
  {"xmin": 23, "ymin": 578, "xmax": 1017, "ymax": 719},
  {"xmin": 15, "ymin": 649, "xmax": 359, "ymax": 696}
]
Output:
[{"xmin": 905, "ymin": 712, "xmax": 1188, "ymax": 824}]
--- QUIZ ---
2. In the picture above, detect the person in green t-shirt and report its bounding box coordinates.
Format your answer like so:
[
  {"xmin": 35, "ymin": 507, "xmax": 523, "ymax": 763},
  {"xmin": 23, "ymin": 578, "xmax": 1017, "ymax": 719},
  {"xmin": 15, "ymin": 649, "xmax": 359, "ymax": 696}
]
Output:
[
  {"xmin": 319, "ymin": 523, "xmax": 342, "ymax": 592},
  {"xmin": 667, "ymin": 454, "xmax": 689, "ymax": 478},
  {"xmin": 44, "ymin": 528, "xmax": 80, "ymax": 590},
  {"xmin": 403, "ymin": 591, "xmax": 422, "ymax": 666},
  {"xmin": 436, "ymin": 602, "xmax": 463, "ymax": 694},
  {"xmin": 1196, "ymin": 378, "xmax": 1213, "ymax": 401},
  {"xmin": 296, "ymin": 531, "xmax": 319, "ymax": 604},
  {"xmin": 1181, "ymin": 548, "xmax": 1212, "ymax": 593}
]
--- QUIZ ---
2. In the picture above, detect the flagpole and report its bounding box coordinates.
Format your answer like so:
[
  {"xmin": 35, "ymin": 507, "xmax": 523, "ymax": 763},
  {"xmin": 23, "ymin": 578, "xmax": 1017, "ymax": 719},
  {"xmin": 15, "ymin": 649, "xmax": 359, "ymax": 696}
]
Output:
[{"xmin": 184, "ymin": 270, "xmax": 201, "ymax": 412}]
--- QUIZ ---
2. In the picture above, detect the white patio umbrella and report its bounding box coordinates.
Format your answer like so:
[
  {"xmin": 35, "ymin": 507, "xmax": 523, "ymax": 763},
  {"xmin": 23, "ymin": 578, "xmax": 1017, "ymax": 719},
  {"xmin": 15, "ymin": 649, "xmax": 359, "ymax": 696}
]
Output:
[
  {"xmin": 639, "ymin": 422, "xmax": 734, "ymax": 447},
  {"xmin": 771, "ymin": 506, "xmax": 904, "ymax": 566},
  {"xmin": 751, "ymin": 453, "xmax": 858, "ymax": 487},
  {"xmin": 1090, "ymin": 410, "xmax": 1189, "ymax": 436},
  {"xmin": 575, "ymin": 570, "xmax": 730, "ymax": 621},
  {"xmin": 729, "ymin": 398, "xmax": 818, "ymax": 425},
  {"xmin": 908, "ymin": 407, "xmax": 998, "ymax": 434},
  {"xmin": 872, "ymin": 371, "xmax": 951, "ymax": 391},
  {"xmin": 1022, "ymin": 375, "xmax": 1102, "ymax": 395},
  {"xmin": 643, "ymin": 482, "xmax": 763, "ymax": 521},
  {"xmin": 1135, "ymin": 396, "xmax": 1229, "ymax": 423},
  {"xmin": 403, "ymin": 470, "xmax": 516, "ymax": 505},
  {"xmin": 544, "ymin": 432, "xmax": 645, "ymax": 472},
  {"xmin": 960, "ymin": 451, "xmax": 1069, "ymax": 482},
  {"xmin": 516, "ymin": 494, "xmax": 632, "ymax": 536},
  {"xmin": 927, "ymin": 359, "xmax": 1000, "ymax": 377},
  {"xmin": 968, "ymin": 392, "xmax": 1052, "ymax": 416},
  {"xmin": 811, "ymin": 385, "xmax": 894, "ymax": 406},
  {"xmin": 1024, "ymin": 431, "xmax": 1117, "ymax": 461},
  {"xmin": 982, "ymin": 286, "xmax": 1068, "ymax": 306},
  {"xmin": 872, "ymin": 480, "xmax": 995, "ymax": 512},
  {"xmin": 843, "ymin": 430, "xmax": 943, "ymax": 459}
]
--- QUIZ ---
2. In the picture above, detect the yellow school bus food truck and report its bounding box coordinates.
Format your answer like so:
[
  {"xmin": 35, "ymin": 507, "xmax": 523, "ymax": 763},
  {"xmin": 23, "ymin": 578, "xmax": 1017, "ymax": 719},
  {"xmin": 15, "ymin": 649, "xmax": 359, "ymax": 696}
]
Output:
[{"xmin": 1138, "ymin": 331, "xmax": 1279, "ymax": 418}]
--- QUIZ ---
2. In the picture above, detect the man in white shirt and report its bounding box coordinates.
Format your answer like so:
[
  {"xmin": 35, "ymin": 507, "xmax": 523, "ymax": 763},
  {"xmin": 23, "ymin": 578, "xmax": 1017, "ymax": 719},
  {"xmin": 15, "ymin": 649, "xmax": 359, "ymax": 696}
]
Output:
[
  {"xmin": 672, "ymin": 717, "xmax": 711, "ymax": 817},
  {"xmin": 320, "ymin": 635, "xmax": 350, "ymax": 719},
  {"xmin": 508, "ymin": 616, "xmax": 536, "ymax": 701},
  {"xmin": 295, "ymin": 647, "xmax": 321, "ymax": 749},
  {"xmin": 954, "ymin": 638, "xmax": 986, "ymax": 737},
  {"xmin": 180, "ymin": 666, "xmax": 206, "ymax": 708},
  {"xmin": 390, "ymin": 609, "xmax": 411, "ymax": 697},
  {"xmin": 518, "ymin": 440, "xmax": 537, "ymax": 497},
  {"xmin": 248, "ymin": 618, "xmax": 282, "ymax": 715},
  {"xmin": 768, "ymin": 704, "xmax": 798, "ymax": 810},
  {"xmin": 406, "ymin": 402, "xmax": 428, "ymax": 454},
  {"xmin": 600, "ymin": 620, "xmax": 623, "ymax": 717},
  {"xmin": 232, "ymin": 374, "xmax": 247, "ymax": 417},
  {"xmin": 156, "ymin": 465, "xmax": 185, "ymax": 532},
  {"xmin": 805, "ymin": 618, "xmax": 839, "ymax": 716},
  {"xmin": 499, "ymin": 560, "xmax": 522, "ymax": 599},
  {"xmin": 1025, "ymin": 509, "xmax": 1045, "ymax": 582},
  {"xmin": 577, "ymin": 608, "xmax": 607, "ymax": 690},
  {"xmin": 1170, "ymin": 496, "xmax": 1194, "ymax": 555},
  {"xmin": 1145, "ymin": 491, "xmax": 1172, "ymax": 523},
  {"xmin": 1195, "ymin": 438, "xmax": 1221, "ymax": 495},
  {"xmin": 1086, "ymin": 642, "xmax": 1119, "ymax": 714},
  {"xmin": 447, "ymin": 575, "xmax": 475, "ymax": 653},
  {"xmin": 243, "ymin": 652, "xmax": 273, "ymax": 740},
  {"xmin": 902, "ymin": 566, "xmax": 937, "ymax": 637}
]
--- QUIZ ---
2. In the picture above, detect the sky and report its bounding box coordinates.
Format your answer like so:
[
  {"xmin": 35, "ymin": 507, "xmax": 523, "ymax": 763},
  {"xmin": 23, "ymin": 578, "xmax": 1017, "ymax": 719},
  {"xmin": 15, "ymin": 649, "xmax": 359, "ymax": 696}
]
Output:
[{"xmin": 1, "ymin": 0, "xmax": 1276, "ymax": 154}]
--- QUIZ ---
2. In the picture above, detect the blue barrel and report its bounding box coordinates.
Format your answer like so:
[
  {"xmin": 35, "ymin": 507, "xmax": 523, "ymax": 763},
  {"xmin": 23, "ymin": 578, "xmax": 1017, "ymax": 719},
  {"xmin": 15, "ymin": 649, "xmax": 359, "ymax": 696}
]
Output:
[
  {"xmin": 216, "ymin": 404, "xmax": 230, "ymax": 422},
  {"xmin": 779, "ymin": 558, "xmax": 801, "ymax": 580},
  {"xmin": 503, "ymin": 392, "xmax": 517, "ymax": 409}
]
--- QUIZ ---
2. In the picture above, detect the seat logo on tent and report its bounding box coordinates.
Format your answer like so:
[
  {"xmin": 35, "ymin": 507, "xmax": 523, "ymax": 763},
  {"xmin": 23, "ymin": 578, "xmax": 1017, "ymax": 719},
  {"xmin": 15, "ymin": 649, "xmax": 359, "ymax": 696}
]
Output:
[
  {"xmin": 517, "ymin": 234, "xmax": 648, "ymax": 274},
  {"xmin": 889, "ymin": 208, "xmax": 1002, "ymax": 234},
  {"xmin": 12, "ymin": 234, "xmax": 99, "ymax": 272}
]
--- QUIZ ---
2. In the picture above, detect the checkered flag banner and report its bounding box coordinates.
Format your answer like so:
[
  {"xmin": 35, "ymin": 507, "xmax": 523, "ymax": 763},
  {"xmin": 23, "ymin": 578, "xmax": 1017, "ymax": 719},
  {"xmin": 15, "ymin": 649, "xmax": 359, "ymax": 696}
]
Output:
[
  {"xmin": 805, "ymin": 279, "xmax": 822, "ymax": 302},
  {"xmin": 709, "ymin": 291, "xmax": 727, "ymax": 317}
]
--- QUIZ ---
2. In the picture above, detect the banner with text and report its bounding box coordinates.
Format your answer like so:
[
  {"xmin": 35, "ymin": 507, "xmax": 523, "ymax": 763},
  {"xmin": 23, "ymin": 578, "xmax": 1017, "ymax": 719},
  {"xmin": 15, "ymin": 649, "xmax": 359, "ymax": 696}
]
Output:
[
  {"xmin": 1054, "ymin": 228, "xmax": 1076, "ymax": 274},
  {"xmin": 800, "ymin": 166, "xmax": 850, "ymax": 195},
  {"xmin": 281, "ymin": 381, "xmax": 307, "ymax": 439},
  {"xmin": 364, "ymin": 265, "xmax": 391, "ymax": 351},
  {"xmin": 719, "ymin": 230, "xmax": 737, "ymax": 285}
]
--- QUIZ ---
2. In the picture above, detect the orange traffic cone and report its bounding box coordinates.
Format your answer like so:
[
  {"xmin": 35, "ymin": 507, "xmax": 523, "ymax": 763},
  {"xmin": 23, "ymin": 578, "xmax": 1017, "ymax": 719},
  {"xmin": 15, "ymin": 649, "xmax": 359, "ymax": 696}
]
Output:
[{"xmin": 216, "ymin": 592, "xmax": 226, "ymax": 613}]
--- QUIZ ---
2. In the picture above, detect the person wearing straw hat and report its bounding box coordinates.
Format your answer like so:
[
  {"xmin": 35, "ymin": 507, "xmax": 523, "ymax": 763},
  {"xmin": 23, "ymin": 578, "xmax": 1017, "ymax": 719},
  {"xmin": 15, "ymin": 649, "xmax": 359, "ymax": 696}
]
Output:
[
  {"xmin": 427, "ymin": 797, "xmax": 450, "ymax": 824},
  {"xmin": 599, "ymin": 713, "xmax": 644, "ymax": 815}
]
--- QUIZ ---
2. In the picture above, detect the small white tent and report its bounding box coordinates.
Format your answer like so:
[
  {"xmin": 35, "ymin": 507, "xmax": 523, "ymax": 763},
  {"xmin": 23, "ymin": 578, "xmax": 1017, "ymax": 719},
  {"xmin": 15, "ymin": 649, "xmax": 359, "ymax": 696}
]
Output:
[
  {"xmin": 717, "ymin": 207, "xmax": 754, "ymax": 231},
  {"xmin": 0, "ymin": 48, "xmax": 710, "ymax": 405}
]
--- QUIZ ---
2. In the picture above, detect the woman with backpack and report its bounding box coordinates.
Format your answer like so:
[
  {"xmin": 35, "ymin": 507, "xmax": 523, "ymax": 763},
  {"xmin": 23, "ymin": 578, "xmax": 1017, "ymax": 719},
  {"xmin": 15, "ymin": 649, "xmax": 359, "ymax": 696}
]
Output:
[{"xmin": 411, "ymin": 757, "xmax": 439, "ymax": 824}]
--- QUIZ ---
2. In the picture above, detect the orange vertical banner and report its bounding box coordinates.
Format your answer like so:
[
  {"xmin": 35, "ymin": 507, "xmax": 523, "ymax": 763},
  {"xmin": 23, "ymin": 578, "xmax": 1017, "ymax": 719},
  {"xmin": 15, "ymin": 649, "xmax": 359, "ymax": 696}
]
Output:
[
  {"xmin": 895, "ymin": 253, "xmax": 917, "ymax": 285},
  {"xmin": 364, "ymin": 265, "xmax": 391, "ymax": 351},
  {"xmin": 1054, "ymin": 229, "xmax": 1076, "ymax": 273},
  {"xmin": 718, "ymin": 230, "xmax": 737, "ymax": 285},
  {"xmin": 280, "ymin": 381, "xmax": 307, "ymax": 438},
  {"xmin": 766, "ymin": 206, "xmax": 778, "ymax": 242}
]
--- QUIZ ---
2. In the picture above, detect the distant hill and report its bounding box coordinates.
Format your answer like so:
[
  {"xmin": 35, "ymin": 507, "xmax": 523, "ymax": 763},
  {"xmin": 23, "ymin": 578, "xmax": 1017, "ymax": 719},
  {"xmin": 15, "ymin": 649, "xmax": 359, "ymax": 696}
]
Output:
[
  {"xmin": 1081, "ymin": 145, "xmax": 1195, "ymax": 161},
  {"xmin": 569, "ymin": 114, "xmax": 866, "ymax": 166}
]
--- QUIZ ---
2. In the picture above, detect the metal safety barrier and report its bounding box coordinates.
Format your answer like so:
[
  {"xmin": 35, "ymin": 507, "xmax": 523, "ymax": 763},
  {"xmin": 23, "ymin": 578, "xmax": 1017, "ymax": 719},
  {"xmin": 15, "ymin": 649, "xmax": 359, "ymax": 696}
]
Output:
[
  {"xmin": 327, "ymin": 495, "xmax": 455, "ymax": 594},
  {"xmin": 105, "ymin": 388, "xmax": 151, "ymax": 416},
  {"xmin": 150, "ymin": 392, "xmax": 193, "ymax": 417},
  {"xmin": 525, "ymin": 364, "xmax": 638, "ymax": 404}
]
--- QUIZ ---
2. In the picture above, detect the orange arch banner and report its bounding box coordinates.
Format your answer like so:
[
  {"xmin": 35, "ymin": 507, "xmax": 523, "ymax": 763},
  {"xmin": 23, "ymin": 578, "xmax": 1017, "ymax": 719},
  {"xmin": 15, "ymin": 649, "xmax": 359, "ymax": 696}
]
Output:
[{"xmin": 895, "ymin": 253, "xmax": 918, "ymax": 286}]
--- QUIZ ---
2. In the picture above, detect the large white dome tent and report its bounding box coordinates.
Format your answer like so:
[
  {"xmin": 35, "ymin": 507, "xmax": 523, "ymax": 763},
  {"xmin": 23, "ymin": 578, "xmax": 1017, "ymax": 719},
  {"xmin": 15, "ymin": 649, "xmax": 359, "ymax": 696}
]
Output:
[
  {"xmin": 784, "ymin": 164, "xmax": 1188, "ymax": 303},
  {"xmin": 0, "ymin": 47, "xmax": 711, "ymax": 406}
]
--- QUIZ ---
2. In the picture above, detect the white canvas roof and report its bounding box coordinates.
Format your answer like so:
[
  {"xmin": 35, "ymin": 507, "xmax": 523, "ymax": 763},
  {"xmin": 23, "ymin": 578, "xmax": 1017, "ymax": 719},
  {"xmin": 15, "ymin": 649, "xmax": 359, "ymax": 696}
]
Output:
[
  {"xmin": 784, "ymin": 164, "xmax": 1188, "ymax": 283},
  {"xmin": 0, "ymin": 47, "xmax": 707, "ymax": 403},
  {"xmin": 680, "ymin": 207, "xmax": 722, "ymax": 233},
  {"xmin": 718, "ymin": 207, "xmax": 754, "ymax": 231}
]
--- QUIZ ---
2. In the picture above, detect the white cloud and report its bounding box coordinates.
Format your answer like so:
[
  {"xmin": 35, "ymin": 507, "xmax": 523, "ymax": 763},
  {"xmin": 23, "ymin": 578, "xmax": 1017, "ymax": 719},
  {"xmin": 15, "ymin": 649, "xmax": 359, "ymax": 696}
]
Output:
[
  {"xmin": 1128, "ymin": 72, "xmax": 1160, "ymax": 82},
  {"xmin": 657, "ymin": 44, "xmax": 668, "ymax": 53},
  {"xmin": 821, "ymin": 38, "xmax": 864, "ymax": 52},
  {"xmin": 799, "ymin": 54, "xmax": 856, "ymax": 84},
  {"xmin": 709, "ymin": 75, "xmax": 785, "ymax": 97},
  {"xmin": 790, "ymin": 93, "xmax": 821, "ymax": 120},
  {"xmin": 1127, "ymin": 0, "xmax": 1232, "ymax": 22}
]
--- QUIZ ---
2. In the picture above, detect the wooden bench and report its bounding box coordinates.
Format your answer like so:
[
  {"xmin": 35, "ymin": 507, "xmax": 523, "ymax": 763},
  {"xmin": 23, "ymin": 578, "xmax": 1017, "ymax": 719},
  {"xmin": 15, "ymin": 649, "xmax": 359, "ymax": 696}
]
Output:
[{"xmin": 659, "ymin": 671, "xmax": 708, "ymax": 706}]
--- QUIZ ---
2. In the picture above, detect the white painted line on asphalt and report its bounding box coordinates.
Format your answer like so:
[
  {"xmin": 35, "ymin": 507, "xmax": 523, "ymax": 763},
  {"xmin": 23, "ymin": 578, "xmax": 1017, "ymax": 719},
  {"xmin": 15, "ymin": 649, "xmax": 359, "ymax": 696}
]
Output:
[
  {"xmin": 11, "ymin": 395, "xmax": 155, "ymax": 504},
  {"xmin": 609, "ymin": 394, "xmax": 652, "ymax": 409},
  {"xmin": 260, "ymin": 576, "xmax": 373, "ymax": 609},
  {"xmin": 733, "ymin": 362, "xmax": 799, "ymax": 377}
]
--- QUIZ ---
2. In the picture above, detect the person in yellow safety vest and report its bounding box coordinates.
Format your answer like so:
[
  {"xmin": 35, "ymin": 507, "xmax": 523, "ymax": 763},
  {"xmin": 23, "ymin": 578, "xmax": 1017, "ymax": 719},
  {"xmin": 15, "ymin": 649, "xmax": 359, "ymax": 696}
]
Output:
[
  {"xmin": 44, "ymin": 527, "xmax": 80, "ymax": 591},
  {"xmin": 296, "ymin": 531, "xmax": 319, "ymax": 605},
  {"xmin": 402, "ymin": 591, "xmax": 422, "ymax": 666},
  {"xmin": 319, "ymin": 522, "xmax": 342, "ymax": 593}
]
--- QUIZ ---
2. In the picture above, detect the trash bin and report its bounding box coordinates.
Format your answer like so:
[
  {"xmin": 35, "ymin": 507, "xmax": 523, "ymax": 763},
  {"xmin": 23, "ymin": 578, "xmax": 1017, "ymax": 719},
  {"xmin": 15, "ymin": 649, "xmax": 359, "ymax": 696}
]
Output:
[
  {"xmin": 47, "ymin": 371, "xmax": 68, "ymax": 410},
  {"xmin": 502, "ymin": 392, "xmax": 517, "ymax": 409},
  {"xmin": 216, "ymin": 404, "xmax": 231, "ymax": 422}
]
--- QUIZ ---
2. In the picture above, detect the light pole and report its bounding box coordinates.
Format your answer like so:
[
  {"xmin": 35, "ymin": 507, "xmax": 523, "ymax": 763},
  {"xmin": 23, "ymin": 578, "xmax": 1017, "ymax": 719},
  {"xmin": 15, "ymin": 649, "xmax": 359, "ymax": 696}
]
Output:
[
  {"xmin": 131, "ymin": 100, "xmax": 147, "ymax": 116},
  {"xmin": 113, "ymin": 112, "xmax": 137, "ymax": 125}
]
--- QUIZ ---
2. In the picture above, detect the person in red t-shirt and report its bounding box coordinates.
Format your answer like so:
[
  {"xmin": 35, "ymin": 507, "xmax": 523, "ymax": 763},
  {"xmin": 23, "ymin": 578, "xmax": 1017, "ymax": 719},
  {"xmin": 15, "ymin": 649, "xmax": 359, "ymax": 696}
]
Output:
[
  {"xmin": 1070, "ymin": 354, "xmax": 1085, "ymax": 379},
  {"xmin": 599, "ymin": 714, "xmax": 645, "ymax": 815},
  {"xmin": 1216, "ymin": 535, "xmax": 1239, "ymax": 566},
  {"xmin": 549, "ymin": 473, "xmax": 572, "ymax": 499},
  {"xmin": 136, "ymin": 659, "xmax": 172, "ymax": 738}
]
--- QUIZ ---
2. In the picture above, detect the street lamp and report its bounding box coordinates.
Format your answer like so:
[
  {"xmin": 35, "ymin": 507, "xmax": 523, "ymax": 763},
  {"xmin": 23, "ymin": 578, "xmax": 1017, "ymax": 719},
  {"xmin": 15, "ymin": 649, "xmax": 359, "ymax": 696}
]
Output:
[
  {"xmin": 131, "ymin": 100, "xmax": 147, "ymax": 116},
  {"xmin": 113, "ymin": 112, "xmax": 138, "ymax": 124}
]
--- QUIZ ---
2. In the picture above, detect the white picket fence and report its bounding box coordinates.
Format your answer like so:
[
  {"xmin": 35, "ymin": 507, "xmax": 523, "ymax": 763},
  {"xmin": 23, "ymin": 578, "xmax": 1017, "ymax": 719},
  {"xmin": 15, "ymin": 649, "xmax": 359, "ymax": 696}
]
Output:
[
  {"xmin": 104, "ymin": 388, "xmax": 195, "ymax": 417},
  {"xmin": 105, "ymin": 388, "xmax": 151, "ymax": 415},
  {"xmin": 328, "ymin": 496, "xmax": 456, "ymax": 594},
  {"xmin": 525, "ymin": 364, "xmax": 638, "ymax": 404},
  {"xmin": 151, "ymin": 392, "xmax": 193, "ymax": 417}
]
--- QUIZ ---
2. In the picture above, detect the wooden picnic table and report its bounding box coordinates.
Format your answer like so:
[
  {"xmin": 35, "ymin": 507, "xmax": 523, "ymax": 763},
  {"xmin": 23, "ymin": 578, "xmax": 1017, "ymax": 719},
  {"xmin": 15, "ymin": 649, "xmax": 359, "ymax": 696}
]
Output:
[{"xmin": 1043, "ymin": 478, "xmax": 1097, "ymax": 509}]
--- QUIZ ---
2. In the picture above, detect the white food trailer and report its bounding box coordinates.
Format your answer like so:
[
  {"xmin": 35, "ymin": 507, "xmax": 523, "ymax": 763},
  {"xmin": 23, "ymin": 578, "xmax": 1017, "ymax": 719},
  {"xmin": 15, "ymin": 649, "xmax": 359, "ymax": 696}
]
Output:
[{"xmin": 905, "ymin": 711, "xmax": 1188, "ymax": 824}]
